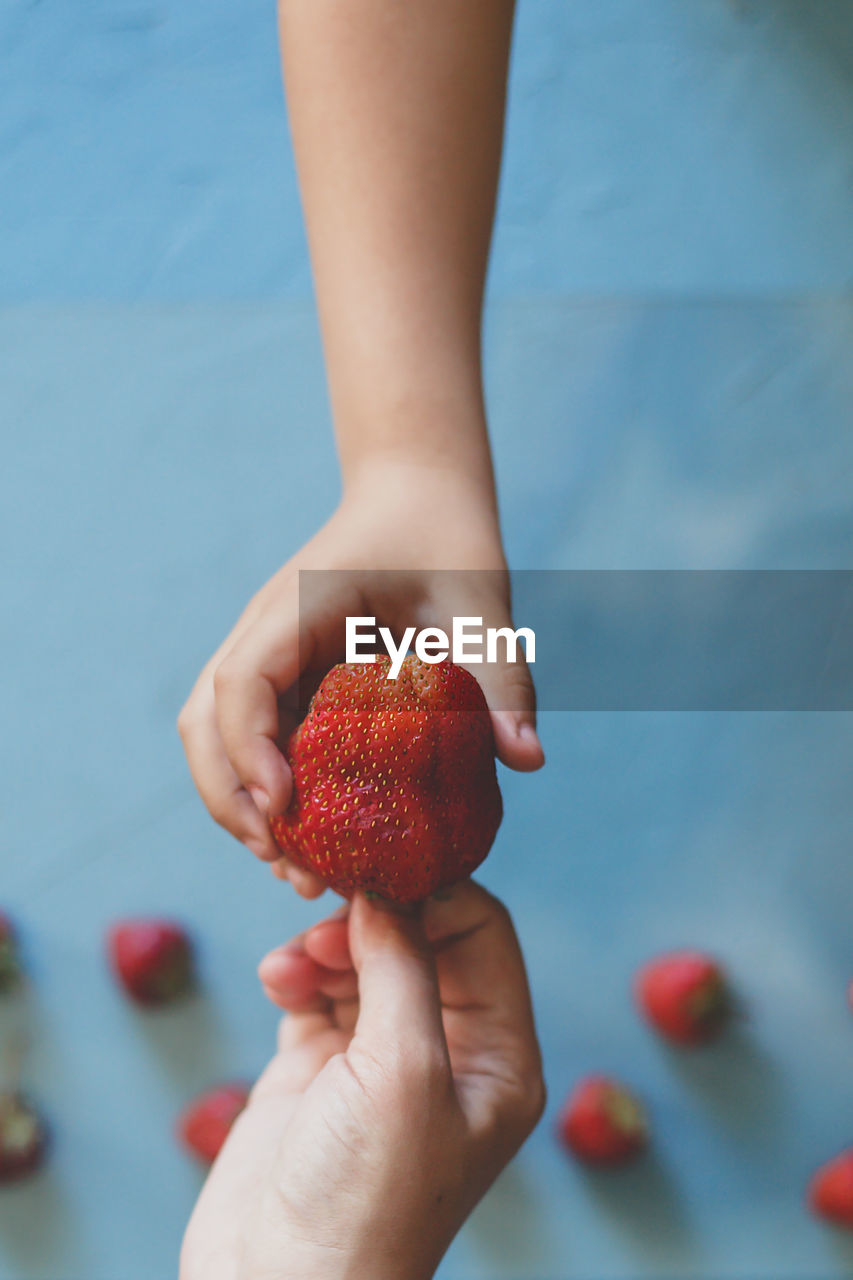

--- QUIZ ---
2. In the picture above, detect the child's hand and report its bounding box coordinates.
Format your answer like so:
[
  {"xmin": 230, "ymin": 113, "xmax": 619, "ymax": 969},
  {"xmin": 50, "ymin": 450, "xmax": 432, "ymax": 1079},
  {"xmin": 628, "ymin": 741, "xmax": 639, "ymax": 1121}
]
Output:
[
  {"xmin": 178, "ymin": 464, "xmax": 543, "ymax": 897},
  {"xmin": 180, "ymin": 880, "xmax": 545, "ymax": 1280}
]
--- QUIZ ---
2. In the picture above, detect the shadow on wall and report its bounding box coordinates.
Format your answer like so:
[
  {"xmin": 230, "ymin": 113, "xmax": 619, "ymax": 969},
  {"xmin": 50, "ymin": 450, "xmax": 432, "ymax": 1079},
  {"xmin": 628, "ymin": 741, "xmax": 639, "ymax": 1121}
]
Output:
[
  {"xmin": 0, "ymin": 1171, "xmax": 84, "ymax": 1277},
  {"xmin": 770, "ymin": 0, "xmax": 853, "ymax": 82},
  {"xmin": 582, "ymin": 1153, "xmax": 697, "ymax": 1269},
  {"xmin": 736, "ymin": 0, "xmax": 853, "ymax": 96},
  {"xmin": 465, "ymin": 1159, "xmax": 563, "ymax": 1274},
  {"xmin": 661, "ymin": 1022, "xmax": 786, "ymax": 1151}
]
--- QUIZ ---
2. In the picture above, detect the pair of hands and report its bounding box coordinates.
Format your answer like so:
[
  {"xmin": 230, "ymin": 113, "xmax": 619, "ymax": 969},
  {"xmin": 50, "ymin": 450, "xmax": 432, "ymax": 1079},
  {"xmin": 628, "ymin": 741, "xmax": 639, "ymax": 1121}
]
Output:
[
  {"xmin": 180, "ymin": 881, "xmax": 545, "ymax": 1280},
  {"xmin": 178, "ymin": 471, "xmax": 545, "ymax": 1277}
]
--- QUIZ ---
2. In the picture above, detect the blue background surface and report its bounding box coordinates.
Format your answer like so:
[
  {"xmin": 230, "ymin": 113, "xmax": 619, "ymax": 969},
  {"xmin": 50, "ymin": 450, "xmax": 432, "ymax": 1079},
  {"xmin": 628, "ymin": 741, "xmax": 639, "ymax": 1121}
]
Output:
[{"xmin": 2, "ymin": 2, "xmax": 853, "ymax": 1277}]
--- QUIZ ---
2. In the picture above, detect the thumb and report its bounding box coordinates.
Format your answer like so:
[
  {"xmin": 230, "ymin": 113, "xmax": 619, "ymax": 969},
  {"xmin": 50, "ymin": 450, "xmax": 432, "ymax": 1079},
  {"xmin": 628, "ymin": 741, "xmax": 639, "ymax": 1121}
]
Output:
[
  {"xmin": 348, "ymin": 895, "xmax": 446, "ymax": 1055},
  {"xmin": 473, "ymin": 608, "xmax": 544, "ymax": 774}
]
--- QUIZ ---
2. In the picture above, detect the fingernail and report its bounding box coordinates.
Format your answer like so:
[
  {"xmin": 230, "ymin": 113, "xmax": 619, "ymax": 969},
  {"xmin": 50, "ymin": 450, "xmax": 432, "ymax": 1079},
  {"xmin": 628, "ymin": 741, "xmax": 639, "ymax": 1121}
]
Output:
[
  {"xmin": 248, "ymin": 785, "xmax": 269, "ymax": 815},
  {"xmin": 518, "ymin": 722, "xmax": 540, "ymax": 746}
]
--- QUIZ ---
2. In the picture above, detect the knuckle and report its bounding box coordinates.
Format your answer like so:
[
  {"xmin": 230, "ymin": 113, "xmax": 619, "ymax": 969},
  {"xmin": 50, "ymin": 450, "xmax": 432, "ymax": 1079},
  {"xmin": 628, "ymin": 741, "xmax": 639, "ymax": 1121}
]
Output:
[
  {"xmin": 488, "ymin": 896, "xmax": 513, "ymax": 934},
  {"xmin": 524, "ymin": 1070, "xmax": 547, "ymax": 1128},
  {"xmin": 501, "ymin": 661, "xmax": 535, "ymax": 695},
  {"xmin": 206, "ymin": 797, "xmax": 234, "ymax": 832},
  {"xmin": 212, "ymin": 659, "xmax": 238, "ymax": 699},
  {"xmin": 476, "ymin": 889, "xmax": 516, "ymax": 941},
  {"xmin": 358, "ymin": 1042, "xmax": 449, "ymax": 1100},
  {"xmin": 481, "ymin": 1058, "xmax": 546, "ymax": 1151},
  {"xmin": 176, "ymin": 703, "xmax": 193, "ymax": 740},
  {"xmin": 509, "ymin": 1063, "xmax": 547, "ymax": 1135},
  {"xmin": 207, "ymin": 804, "xmax": 228, "ymax": 831},
  {"xmin": 410, "ymin": 1046, "xmax": 452, "ymax": 1093}
]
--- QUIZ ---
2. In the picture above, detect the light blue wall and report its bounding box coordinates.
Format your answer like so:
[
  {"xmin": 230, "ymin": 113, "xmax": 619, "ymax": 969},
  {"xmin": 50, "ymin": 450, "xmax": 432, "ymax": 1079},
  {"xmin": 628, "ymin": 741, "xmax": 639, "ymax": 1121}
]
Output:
[
  {"xmin": 3, "ymin": 0, "xmax": 853, "ymax": 298},
  {"xmin": 2, "ymin": 3, "xmax": 853, "ymax": 1278}
]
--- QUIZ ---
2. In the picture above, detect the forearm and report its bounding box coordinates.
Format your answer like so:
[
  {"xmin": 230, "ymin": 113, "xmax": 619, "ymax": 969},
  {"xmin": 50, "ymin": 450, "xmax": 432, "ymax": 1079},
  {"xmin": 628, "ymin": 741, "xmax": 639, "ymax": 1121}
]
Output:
[{"xmin": 278, "ymin": 0, "xmax": 515, "ymax": 498}]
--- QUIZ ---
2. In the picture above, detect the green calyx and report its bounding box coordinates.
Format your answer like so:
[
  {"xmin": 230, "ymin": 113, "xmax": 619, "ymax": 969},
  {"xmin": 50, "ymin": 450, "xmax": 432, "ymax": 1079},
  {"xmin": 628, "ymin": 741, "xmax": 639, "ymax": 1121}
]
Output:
[
  {"xmin": 0, "ymin": 937, "xmax": 20, "ymax": 993},
  {"xmin": 605, "ymin": 1088, "xmax": 647, "ymax": 1137},
  {"xmin": 687, "ymin": 975, "xmax": 728, "ymax": 1028}
]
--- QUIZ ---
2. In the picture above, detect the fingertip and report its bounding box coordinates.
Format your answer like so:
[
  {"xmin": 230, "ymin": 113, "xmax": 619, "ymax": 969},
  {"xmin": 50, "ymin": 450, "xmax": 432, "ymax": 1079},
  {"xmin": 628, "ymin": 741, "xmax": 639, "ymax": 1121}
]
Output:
[
  {"xmin": 305, "ymin": 915, "xmax": 352, "ymax": 970},
  {"xmin": 257, "ymin": 943, "xmax": 321, "ymax": 1004},
  {"xmin": 248, "ymin": 754, "xmax": 292, "ymax": 820},
  {"xmin": 350, "ymin": 892, "xmax": 425, "ymax": 963},
  {"xmin": 290, "ymin": 868, "xmax": 327, "ymax": 899},
  {"xmin": 248, "ymin": 784, "xmax": 270, "ymax": 816},
  {"xmin": 257, "ymin": 938, "xmax": 304, "ymax": 982},
  {"xmin": 247, "ymin": 835, "xmax": 280, "ymax": 863},
  {"xmin": 270, "ymin": 856, "xmax": 293, "ymax": 880},
  {"xmin": 353, "ymin": 891, "xmax": 421, "ymax": 921},
  {"xmin": 265, "ymin": 758, "xmax": 294, "ymax": 819},
  {"xmin": 492, "ymin": 711, "xmax": 545, "ymax": 772},
  {"xmin": 261, "ymin": 981, "xmax": 285, "ymax": 1009}
]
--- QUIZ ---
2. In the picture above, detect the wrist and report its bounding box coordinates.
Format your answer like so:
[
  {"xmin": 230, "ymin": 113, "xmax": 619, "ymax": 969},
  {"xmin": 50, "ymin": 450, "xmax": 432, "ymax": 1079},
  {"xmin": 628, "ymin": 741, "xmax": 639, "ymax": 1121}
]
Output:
[
  {"xmin": 343, "ymin": 449, "xmax": 501, "ymax": 534},
  {"xmin": 339, "ymin": 460, "xmax": 505, "ymax": 575},
  {"xmin": 271, "ymin": 1238, "xmax": 435, "ymax": 1280},
  {"xmin": 335, "ymin": 389, "xmax": 497, "ymax": 509}
]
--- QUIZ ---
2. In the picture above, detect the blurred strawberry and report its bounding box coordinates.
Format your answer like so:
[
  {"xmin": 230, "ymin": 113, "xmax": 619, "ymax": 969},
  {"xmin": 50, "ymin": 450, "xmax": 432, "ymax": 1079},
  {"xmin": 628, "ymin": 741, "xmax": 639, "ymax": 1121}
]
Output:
[
  {"xmin": 108, "ymin": 919, "xmax": 194, "ymax": 1006},
  {"xmin": 558, "ymin": 1075, "xmax": 648, "ymax": 1165},
  {"xmin": 0, "ymin": 1092, "xmax": 47, "ymax": 1183},
  {"xmin": 635, "ymin": 950, "xmax": 729, "ymax": 1045},
  {"xmin": 0, "ymin": 914, "xmax": 20, "ymax": 992},
  {"xmin": 809, "ymin": 1150, "xmax": 853, "ymax": 1229},
  {"xmin": 178, "ymin": 1083, "xmax": 250, "ymax": 1164}
]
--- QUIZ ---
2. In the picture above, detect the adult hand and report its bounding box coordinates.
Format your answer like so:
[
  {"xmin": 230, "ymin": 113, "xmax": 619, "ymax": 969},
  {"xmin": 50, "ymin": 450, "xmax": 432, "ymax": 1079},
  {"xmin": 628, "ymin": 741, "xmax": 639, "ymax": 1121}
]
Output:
[{"xmin": 180, "ymin": 879, "xmax": 545, "ymax": 1280}]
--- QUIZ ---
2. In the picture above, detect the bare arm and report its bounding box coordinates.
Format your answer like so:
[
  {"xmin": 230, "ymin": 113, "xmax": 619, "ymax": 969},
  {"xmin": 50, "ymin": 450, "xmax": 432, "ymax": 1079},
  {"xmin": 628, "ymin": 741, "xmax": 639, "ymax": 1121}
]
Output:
[
  {"xmin": 279, "ymin": 0, "xmax": 515, "ymax": 497},
  {"xmin": 178, "ymin": 1, "xmax": 544, "ymax": 895}
]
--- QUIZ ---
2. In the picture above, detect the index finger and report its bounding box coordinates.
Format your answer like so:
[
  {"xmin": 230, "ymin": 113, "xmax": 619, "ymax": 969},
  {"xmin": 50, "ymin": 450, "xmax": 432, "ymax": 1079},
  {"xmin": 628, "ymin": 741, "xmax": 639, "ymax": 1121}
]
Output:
[{"xmin": 211, "ymin": 573, "xmax": 362, "ymax": 818}]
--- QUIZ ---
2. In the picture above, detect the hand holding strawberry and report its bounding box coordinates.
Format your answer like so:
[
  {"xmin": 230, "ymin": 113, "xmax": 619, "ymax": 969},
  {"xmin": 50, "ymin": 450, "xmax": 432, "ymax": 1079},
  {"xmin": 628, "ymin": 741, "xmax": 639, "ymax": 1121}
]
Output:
[
  {"xmin": 181, "ymin": 882, "xmax": 544, "ymax": 1280},
  {"xmin": 178, "ymin": 476, "xmax": 543, "ymax": 899}
]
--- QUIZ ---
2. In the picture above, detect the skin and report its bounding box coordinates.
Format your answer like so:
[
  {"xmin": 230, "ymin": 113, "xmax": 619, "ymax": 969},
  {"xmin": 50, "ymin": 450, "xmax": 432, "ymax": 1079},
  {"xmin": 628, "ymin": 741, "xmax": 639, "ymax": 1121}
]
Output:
[
  {"xmin": 179, "ymin": 6, "xmax": 544, "ymax": 1276},
  {"xmin": 180, "ymin": 881, "xmax": 545, "ymax": 1280},
  {"xmin": 177, "ymin": 0, "xmax": 543, "ymax": 898}
]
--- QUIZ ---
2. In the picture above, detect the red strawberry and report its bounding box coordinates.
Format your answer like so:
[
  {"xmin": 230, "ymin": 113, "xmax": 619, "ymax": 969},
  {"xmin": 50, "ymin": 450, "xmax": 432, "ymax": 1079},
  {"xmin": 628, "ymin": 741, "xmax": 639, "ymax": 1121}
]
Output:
[
  {"xmin": 635, "ymin": 950, "xmax": 729, "ymax": 1045},
  {"xmin": 271, "ymin": 657, "xmax": 502, "ymax": 903},
  {"xmin": 108, "ymin": 920, "xmax": 194, "ymax": 1006},
  {"xmin": 0, "ymin": 914, "xmax": 20, "ymax": 992},
  {"xmin": 558, "ymin": 1075, "xmax": 648, "ymax": 1165},
  {"xmin": 178, "ymin": 1083, "xmax": 250, "ymax": 1164},
  {"xmin": 0, "ymin": 1092, "xmax": 47, "ymax": 1183},
  {"xmin": 809, "ymin": 1149, "xmax": 853, "ymax": 1228}
]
